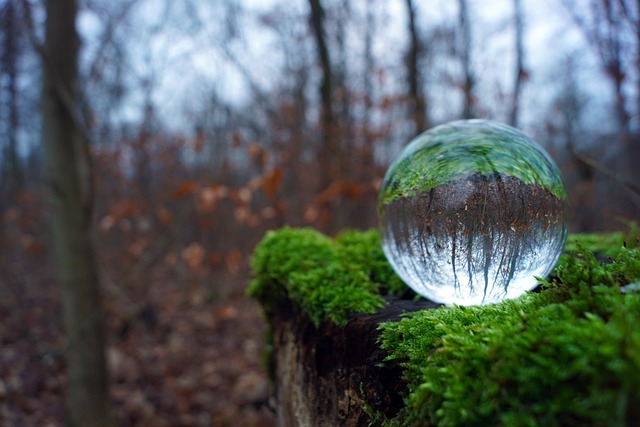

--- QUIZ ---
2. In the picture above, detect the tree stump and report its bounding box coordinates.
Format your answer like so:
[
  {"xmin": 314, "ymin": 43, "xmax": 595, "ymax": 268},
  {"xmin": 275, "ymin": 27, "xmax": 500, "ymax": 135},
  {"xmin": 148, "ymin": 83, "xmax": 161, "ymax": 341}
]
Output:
[
  {"xmin": 270, "ymin": 296, "xmax": 440, "ymax": 427},
  {"xmin": 252, "ymin": 228, "xmax": 640, "ymax": 426}
]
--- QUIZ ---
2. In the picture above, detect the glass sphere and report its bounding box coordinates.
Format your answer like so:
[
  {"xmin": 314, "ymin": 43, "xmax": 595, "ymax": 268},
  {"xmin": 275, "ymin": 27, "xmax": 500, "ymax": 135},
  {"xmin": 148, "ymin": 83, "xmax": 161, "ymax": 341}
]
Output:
[{"xmin": 379, "ymin": 119, "xmax": 568, "ymax": 306}]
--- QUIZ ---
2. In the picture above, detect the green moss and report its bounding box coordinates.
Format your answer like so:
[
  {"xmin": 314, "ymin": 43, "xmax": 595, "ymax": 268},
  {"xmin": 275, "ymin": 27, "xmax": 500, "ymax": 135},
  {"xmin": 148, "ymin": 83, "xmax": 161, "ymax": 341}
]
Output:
[
  {"xmin": 334, "ymin": 230, "xmax": 411, "ymax": 298},
  {"xmin": 379, "ymin": 243, "xmax": 640, "ymax": 427},
  {"xmin": 249, "ymin": 226, "xmax": 640, "ymax": 426},
  {"xmin": 564, "ymin": 224, "xmax": 639, "ymax": 258},
  {"xmin": 248, "ymin": 227, "xmax": 410, "ymax": 326}
]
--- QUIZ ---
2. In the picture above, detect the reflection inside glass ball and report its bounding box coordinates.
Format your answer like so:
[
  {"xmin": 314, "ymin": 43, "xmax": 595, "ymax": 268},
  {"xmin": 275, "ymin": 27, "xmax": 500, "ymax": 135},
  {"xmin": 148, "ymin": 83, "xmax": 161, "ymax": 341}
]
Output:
[{"xmin": 378, "ymin": 119, "xmax": 568, "ymax": 306}]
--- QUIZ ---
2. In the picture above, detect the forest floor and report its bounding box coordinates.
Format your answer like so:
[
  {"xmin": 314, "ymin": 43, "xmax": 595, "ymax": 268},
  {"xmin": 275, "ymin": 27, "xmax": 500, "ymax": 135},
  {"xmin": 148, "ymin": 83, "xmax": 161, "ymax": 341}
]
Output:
[{"xmin": 0, "ymin": 265, "xmax": 276, "ymax": 427}]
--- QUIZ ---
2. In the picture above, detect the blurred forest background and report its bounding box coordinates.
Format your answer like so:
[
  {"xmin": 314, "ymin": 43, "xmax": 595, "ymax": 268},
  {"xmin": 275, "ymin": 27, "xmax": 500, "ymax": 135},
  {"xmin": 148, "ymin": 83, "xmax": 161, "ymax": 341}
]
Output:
[{"xmin": 1, "ymin": 0, "xmax": 639, "ymax": 425}]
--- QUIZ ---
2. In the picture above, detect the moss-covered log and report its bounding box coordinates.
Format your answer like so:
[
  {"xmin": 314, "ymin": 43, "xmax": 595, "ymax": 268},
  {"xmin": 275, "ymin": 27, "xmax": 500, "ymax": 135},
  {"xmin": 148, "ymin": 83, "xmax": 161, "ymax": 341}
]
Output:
[
  {"xmin": 271, "ymin": 296, "xmax": 438, "ymax": 426},
  {"xmin": 250, "ymin": 227, "xmax": 640, "ymax": 427}
]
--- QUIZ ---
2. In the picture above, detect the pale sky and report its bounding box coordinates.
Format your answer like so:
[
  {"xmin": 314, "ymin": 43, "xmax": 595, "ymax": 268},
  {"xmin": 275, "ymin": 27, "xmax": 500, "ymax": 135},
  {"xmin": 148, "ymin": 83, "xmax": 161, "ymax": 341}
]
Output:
[{"xmin": 76, "ymin": 0, "xmax": 624, "ymax": 138}]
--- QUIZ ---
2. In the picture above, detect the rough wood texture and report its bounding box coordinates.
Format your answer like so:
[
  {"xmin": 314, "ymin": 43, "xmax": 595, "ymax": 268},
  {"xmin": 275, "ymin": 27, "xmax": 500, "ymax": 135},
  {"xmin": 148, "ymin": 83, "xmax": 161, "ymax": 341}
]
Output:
[
  {"xmin": 41, "ymin": 0, "xmax": 112, "ymax": 425},
  {"xmin": 271, "ymin": 296, "xmax": 440, "ymax": 427}
]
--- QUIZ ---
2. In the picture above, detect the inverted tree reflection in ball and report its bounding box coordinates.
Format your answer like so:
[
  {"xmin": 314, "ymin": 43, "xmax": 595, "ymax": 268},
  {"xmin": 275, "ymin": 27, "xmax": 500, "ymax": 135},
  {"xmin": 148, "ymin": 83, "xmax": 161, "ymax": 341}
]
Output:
[{"xmin": 379, "ymin": 120, "xmax": 568, "ymax": 306}]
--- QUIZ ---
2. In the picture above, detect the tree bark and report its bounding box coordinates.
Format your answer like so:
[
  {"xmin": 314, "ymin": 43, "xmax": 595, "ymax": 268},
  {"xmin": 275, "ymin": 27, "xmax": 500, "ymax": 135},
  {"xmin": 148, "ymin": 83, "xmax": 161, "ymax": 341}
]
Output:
[
  {"xmin": 1, "ymin": 0, "xmax": 22, "ymax": 199},
  {"xmin": 405, "ymin": 0, "xmax": 428, "ymax": 133},
  {"xmin": 308, "ymin": 0, "xmax": 342, "ymax": 231},
  {"xmin": 309, "ymin": 0, "xmax": 334, "ymax": 140},
  {"xmin": 309, "ymin": 0, "xmax": 335, "ymax": 168},
  {"xmin": 509, "ymin": 0, "xmax": 525, "ymax": 128},
  {"xmin": 271, "ymin": 296, "xmax": 439, "ymax": 426},
  {"xmin": 458, "ymin": 0, "xmax": 474, "ymax": 119},
  {"xmin": 41, "ymin": 0, "xmax": 112, "ymax": 425}
]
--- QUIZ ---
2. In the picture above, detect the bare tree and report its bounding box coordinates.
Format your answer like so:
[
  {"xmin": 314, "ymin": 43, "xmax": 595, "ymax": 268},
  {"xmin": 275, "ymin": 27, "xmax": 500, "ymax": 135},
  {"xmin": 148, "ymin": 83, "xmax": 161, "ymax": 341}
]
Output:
[
  {"xmin": 561, "ymin": 0, "xmax": 640, "ymax": 213},
  {"xmin": 619, "ymin": 0, "xmax": 640, "ymax": 124},
  {"xmin": 563, "ymin": 0, "xmax": 632, "ymax": 132},
  {"xmin": 458, "ymin": 0, "xmax": 475, "ymax": 119},
  {"xmin": 38, "ymin": 0, "xmax": 112, "ymax": 425},
  {"xmin": 308, "ymin": 0, "xmax": 341, "ymax": 230},
  {"xmin": 309, "ymin": 0, "xmax": 334, "ymax": 134},
  {"xmin": 334, "ymin": 0, "xmax": 352, "ymax": 142},
  {"xmin": 80, "ymin": 0, "xmax": 138, "ymax": 146},
  {"xmin": 362, "ymin": 0, "xmax": 375, "ymax": 133},
  {"xmin": 0, "ymin": 0, "xmax": 23, "ymax": 200},
  {"xmin": 405, "ymin": 0, "xmax": 429, "ymax": 132},
  {"xmin": 308, "ymin": 0, "xmax": 335, "ymax": 163},
  {"xmin": 509, "ymin": 0, "xmax": 526, "ymax": 127}
]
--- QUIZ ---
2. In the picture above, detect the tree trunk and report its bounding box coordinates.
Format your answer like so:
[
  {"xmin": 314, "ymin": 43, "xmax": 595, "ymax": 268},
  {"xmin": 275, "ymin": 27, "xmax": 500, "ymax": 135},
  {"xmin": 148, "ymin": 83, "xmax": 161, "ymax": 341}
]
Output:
[
  {"xmin": 308, "ymin": 0, "xmax": 341, "ymax": 232},
  {"xmin": 309, "ymin": 0, "xmax": 334, "ymax": 169},
  {"xmin": 405, "ymin": 0, "xmax": 428, "ymax": 133},
  {"xmin": 1, "ymin": 0, "xmax": 22, "ymax": 200},
  {"xmin": 271, "ymin": 296, "xmax": 439, "ymax": 426},
  {"xmin": 563, "ymin": 0, "xmax": 630, "ymax": 132},
  {"xmin": 509, "ymin": 0, "xmax": 525, "ymax": 128},
  {"xmin": 636, "ymin": 0, "xmax": 640, "ymax": 125},
  {"xmin": 601, "ymin": 0, "xmax": 629, "ymax": 132},
  {"xmin": 41, "ymin": 0, "xmax": 112, "ymax": 425},
  {"xmin": 458, "ymin": 0, "xmax": 475, "ymax": 119}
]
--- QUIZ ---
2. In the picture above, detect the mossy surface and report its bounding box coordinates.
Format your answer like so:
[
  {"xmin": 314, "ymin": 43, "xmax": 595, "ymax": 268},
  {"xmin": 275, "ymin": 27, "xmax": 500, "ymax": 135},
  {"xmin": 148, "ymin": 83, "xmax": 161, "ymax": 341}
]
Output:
[
  {"xmin": 564, "ymin": 225, "xmax": 639, "ymax": 258},
  {"xmin": 379, "ymin": 240, "xmax": 640, "ymax": 426},
  {"xmin": 248, "ymin": 227, "xmax": 410, "ymax": 327},
  {"xmin": 249, "ymin": 226, "xmax": 640, "ymax": 426}
]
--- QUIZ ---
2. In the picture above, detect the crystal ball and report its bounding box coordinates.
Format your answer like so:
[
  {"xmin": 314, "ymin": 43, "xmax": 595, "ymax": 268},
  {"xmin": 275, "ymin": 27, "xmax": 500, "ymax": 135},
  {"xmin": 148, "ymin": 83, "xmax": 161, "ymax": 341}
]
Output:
[{"xmin": 378, "ymin": 119, "xmax": 568, "ymax": 306}]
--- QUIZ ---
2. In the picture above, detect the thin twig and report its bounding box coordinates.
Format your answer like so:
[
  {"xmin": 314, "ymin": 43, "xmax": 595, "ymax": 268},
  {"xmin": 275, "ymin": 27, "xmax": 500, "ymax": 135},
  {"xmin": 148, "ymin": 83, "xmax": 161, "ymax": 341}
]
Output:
[{"xmin": 568, "ymin": 143, "xmax": 640, "ymax": 202}]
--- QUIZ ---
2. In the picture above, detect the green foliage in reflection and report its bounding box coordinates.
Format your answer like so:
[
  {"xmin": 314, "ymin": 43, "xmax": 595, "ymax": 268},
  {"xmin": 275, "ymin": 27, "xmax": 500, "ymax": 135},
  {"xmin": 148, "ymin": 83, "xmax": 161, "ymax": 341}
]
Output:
[
  {"xmin": 380, "ymin": 120, "xmax": 568, "ymax": 205},
  {"xmin": 379, "ymin": 237, "xmax": 640, "ymax": 426}
]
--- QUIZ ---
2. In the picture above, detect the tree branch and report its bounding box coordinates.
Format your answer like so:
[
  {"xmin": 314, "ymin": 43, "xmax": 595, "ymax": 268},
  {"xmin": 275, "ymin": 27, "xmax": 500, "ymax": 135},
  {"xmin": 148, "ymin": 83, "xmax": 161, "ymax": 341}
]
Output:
[{"xmin": 568, "ymin": 143, "xmax": 640, "ymax": 202}]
